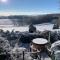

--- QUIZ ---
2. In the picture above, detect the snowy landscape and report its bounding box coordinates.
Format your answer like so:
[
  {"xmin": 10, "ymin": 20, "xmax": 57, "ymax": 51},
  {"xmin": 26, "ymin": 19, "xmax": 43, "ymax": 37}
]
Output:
[
  {"xmin": 0, "ymin": 17, "xmax": 60, "ymax": 60},
  {"xmin": 0, "ymin": 23, "xmax": 60, "ymax": 32},
  {"xmin": 0, "ymin": 20, "xmax": 55, "ymax": 32},
  {"xmin": 0, "ymin": 0, "xmax": 60, "ymax": 60}
]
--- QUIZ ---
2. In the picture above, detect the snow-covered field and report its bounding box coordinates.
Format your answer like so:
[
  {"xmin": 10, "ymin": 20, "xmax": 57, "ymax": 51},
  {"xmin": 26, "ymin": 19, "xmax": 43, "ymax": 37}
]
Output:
[
  {"xmin": 0, "ymin": 19, "xmax": 13, "ymax": 25},
  {"xmin": 0, "ymin": 23, "xmax": 60, "ymax": 32}
]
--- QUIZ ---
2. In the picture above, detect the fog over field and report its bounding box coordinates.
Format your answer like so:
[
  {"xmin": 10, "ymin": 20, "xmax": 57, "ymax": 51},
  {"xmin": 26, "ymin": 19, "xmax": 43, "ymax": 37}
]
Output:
[
  {"xmin": 0, "ymin": 13, "xmax": 60, "ymax": 26},
  {"xmin": 0, "ymin": 13, "xmax": 59, "ymax": 32},
  {"xmin": 0, "ymin": 22, "xmax": 56, "ymax": 32},
  {"xmin": 0, "ymin": 19, "xmax": 13, "ymax": 25},
  {"xmin": 0, "ymin": 19, "xmax": 60, "ymax": 32}
]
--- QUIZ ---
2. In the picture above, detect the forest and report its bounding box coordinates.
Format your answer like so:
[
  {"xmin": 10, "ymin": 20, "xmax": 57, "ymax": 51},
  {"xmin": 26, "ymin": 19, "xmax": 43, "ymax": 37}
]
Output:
[{"xmin": 0, "ymin": 13, "xmax": 59, "ymax": 26}]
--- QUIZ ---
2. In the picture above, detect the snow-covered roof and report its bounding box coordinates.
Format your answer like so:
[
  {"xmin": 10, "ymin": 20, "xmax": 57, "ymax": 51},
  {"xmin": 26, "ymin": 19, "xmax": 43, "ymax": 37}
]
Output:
[{"xmin": 32, "ymin": 38, "xmax": 48, "ymax": 45}]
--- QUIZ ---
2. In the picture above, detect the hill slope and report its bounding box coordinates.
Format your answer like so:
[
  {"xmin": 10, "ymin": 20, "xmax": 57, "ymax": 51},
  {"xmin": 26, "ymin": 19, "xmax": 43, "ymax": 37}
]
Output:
[{"xmin": 0, "ymin": 13, "xmax": 60, "ymax": 26}]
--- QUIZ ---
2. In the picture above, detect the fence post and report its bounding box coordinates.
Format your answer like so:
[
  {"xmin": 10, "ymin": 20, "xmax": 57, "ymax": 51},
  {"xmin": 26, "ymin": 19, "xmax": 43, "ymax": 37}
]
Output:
[{"xmin": 23, "ymin": 51, "xmax": 24, "ymax": 60}]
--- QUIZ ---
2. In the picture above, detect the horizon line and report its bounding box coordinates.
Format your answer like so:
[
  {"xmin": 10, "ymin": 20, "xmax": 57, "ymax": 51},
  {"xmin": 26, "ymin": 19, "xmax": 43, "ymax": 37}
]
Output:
[{"xmin": 0, "ymin": 11, "xmax": 59, "ymax": 16}]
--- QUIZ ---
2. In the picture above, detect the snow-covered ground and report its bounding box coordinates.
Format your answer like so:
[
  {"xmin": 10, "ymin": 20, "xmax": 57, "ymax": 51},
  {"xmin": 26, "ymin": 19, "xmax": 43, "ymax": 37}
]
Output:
[
  {"xmin": 35, "ymin": 23, "xmax": 54, "ymax": 31},
  {"xmin": 0, "ymin": 19, "xmax": 13, "ymax": 25},
  {"xmin": 0, "ymin": 23, "xmax": 60, "ymax": 32}
]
